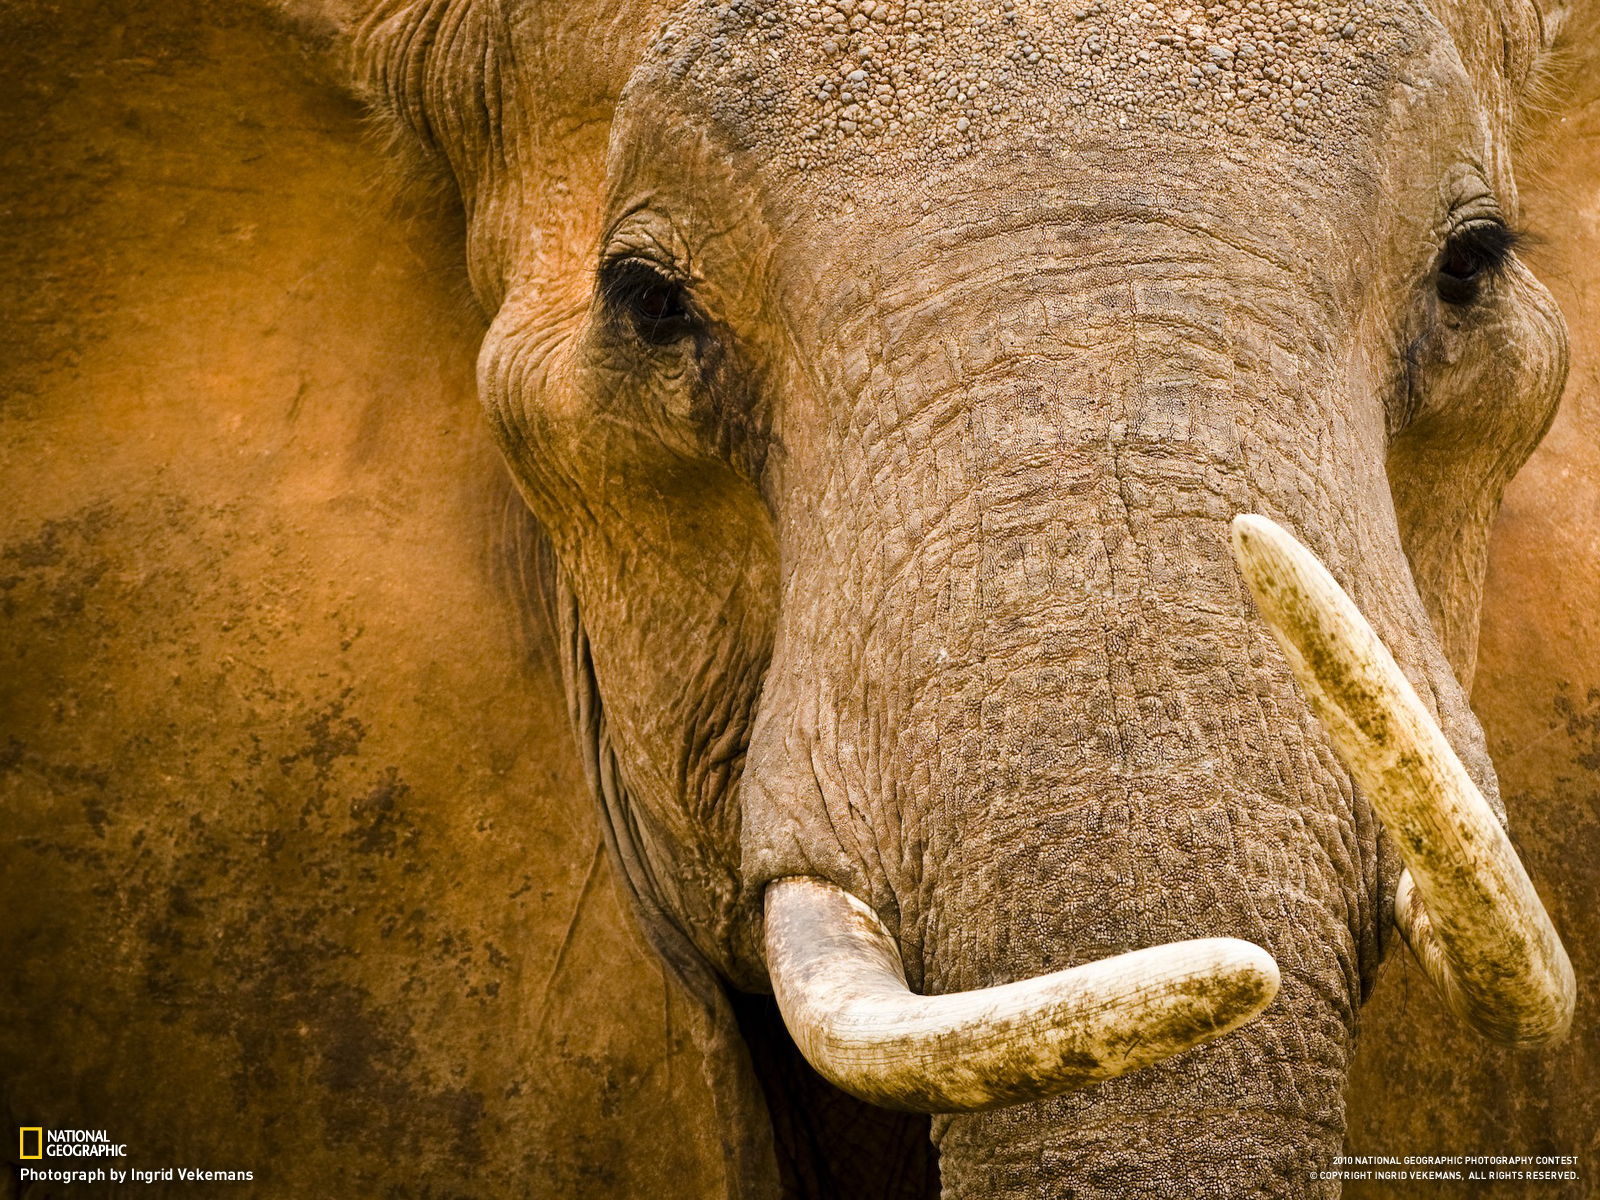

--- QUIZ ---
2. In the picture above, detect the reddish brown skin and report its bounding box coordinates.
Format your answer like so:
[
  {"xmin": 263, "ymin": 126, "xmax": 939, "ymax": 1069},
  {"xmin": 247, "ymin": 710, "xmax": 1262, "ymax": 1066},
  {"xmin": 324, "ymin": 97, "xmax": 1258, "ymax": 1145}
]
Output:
[{"xmin": 0, "ymin": 3, "xmax": 729, "ymax": 1195}]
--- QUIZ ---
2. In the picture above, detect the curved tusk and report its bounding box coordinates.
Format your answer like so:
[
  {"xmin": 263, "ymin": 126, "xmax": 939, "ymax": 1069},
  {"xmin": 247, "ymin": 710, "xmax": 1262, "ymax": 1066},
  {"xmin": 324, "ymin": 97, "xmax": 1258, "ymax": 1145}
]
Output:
[
  {"xmin": 1229, "ymin": 513, "xmax": 1574, "ymax": 1047},
  {"xmin": 763, "ymin": 876, "xmax": 1280, "ymax": 1113}
]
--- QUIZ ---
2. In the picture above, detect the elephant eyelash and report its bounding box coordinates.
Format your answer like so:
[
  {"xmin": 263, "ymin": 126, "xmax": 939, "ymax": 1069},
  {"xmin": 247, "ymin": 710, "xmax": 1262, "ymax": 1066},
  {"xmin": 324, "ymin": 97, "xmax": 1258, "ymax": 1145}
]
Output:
[
  {"xmin": 1435, "ymin": 221, "xmax": 1521, "ymax": 306},
  {"xmin": 598, "ymin": 258, "xmax": 700, "ymax": 346}
]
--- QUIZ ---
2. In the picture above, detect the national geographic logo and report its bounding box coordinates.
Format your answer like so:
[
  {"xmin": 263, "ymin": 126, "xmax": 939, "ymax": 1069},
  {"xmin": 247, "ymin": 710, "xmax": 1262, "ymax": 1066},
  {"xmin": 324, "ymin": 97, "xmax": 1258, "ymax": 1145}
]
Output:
[
  {"xmin": 14, "ymin": 1125, "xmax": 255, "ymax": 1186},
  {"xmin": 18, "ymin": 1127, "xmax": 127, "ymax": 1158}
]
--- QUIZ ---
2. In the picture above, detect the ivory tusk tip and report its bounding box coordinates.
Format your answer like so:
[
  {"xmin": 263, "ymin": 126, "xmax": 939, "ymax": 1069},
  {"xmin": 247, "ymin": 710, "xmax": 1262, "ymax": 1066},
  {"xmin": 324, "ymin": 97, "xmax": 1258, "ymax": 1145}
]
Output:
[
  {"xmin": 1228, "ymin": 514, "xmax": 1296, "ymax": 582},
  {"xmin": 1181, "ymin": 937, "xmax": 1281, "ymax": 1036},
  {"xmin": 1209, "ymin": 936, "xmax": 1282, "ymax": 1012}
]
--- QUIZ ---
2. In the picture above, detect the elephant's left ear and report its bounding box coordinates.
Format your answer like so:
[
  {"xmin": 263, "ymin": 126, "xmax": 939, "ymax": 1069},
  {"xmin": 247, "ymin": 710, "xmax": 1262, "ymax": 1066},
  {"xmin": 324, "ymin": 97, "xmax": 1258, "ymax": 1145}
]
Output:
[
  {"xmin": 1431, "ymin": 1, "xmax": 1545, "ymax": 121},
  {"xmin": 1514, "ymin": 1, "xmax": 1600, "ymax": 151},
  {"xmin": 1428, "ymin": 0, "xmax": 1597, "ymax": 167}
]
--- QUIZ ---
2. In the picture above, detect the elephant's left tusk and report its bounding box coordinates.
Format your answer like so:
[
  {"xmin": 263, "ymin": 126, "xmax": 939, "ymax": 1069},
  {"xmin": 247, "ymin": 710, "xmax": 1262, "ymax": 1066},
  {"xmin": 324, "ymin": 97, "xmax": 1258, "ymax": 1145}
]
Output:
[{"xmin": 1230, "ymin": 514, "xmax": 1574, "ymax": 1048}]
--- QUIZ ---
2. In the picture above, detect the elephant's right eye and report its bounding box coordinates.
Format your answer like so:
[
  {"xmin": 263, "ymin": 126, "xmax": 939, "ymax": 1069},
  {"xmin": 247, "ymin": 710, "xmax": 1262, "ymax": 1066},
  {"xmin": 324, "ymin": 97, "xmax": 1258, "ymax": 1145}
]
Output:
[
  {"xmin": 1436, "ymin": 221, "xmax": 1518, "ymax": 307},
  {"xmin": 599, "ymin": 259, "xmax": 698, "ymax": 346}
]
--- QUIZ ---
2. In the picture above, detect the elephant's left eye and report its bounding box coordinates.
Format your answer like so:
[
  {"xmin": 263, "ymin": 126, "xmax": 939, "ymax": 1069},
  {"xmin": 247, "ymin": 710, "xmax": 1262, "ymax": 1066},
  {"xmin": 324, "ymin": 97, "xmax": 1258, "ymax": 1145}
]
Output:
[
  {"xmin": 599, "ymin": 259, "xmax": 698, "ymax": 346},
  {"xmin": 1436, "ymin": 221, "xmax": 1518, "ymax": 306}
]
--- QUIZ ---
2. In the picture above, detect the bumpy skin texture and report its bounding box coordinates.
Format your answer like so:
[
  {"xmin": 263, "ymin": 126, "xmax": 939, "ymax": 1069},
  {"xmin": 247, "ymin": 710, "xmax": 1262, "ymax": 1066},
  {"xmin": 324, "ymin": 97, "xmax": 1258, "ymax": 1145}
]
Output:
[{"xmin": 4, "ymin": 1, "xmax": 1596, "ymax": 1199}]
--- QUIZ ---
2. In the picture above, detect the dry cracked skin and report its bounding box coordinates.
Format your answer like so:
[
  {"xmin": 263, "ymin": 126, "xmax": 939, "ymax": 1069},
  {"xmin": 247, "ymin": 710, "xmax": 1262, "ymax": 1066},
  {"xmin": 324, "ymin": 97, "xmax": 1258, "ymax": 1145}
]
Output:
[{"xmin": 662, "ymin": 0, "xmax": 1400, "ymax": 177}]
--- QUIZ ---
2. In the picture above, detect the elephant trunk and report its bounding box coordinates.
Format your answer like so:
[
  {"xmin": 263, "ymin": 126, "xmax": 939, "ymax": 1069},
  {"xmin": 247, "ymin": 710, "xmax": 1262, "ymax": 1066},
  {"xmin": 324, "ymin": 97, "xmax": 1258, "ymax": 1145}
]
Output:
[
  {"xmin": 902, "ymin": 506, "xmax": 1363, "ymax": 1198},
  {"xmin": 760, "ymin": 519, "xmax": 1572, "ymax": 1133},
  {"xmin": 740, "ymin": 288, "xmax": 1496, "ymax": 1193}
]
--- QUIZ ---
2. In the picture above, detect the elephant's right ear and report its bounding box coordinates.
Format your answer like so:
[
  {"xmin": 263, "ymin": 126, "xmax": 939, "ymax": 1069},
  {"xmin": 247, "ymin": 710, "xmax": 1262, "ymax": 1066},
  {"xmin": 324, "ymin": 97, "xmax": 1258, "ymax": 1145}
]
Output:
[
  {"xmin": 2, "ymin": 2, "xmax": 754, "ymax": 1197},
  {"xmin": 280, "ymin": 0, "xmax": 684, "ymax": 310}
]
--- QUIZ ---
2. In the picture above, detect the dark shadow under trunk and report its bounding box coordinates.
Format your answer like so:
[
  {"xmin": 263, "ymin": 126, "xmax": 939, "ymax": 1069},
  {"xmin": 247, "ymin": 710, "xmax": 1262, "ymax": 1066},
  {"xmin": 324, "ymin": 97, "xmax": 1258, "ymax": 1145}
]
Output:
[{"xmin": 730, "ymin": 989, "xmax": 940, "ymax": 1200}]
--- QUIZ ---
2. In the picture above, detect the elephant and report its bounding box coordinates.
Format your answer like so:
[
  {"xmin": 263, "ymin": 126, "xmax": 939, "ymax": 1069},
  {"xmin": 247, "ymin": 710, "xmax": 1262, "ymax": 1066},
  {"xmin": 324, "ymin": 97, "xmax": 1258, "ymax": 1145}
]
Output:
[{"xmin": 3, "ymin": 0, "xmax": 1598, "ymax": 1197}]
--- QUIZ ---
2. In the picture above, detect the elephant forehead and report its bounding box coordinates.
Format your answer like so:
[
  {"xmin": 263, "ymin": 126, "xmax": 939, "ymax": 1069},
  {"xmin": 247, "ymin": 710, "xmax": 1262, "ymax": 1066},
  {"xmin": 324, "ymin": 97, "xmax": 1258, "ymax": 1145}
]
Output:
[{"xmin": 641, "ymin": 0, "xmax": 1424, "ymax": 180}]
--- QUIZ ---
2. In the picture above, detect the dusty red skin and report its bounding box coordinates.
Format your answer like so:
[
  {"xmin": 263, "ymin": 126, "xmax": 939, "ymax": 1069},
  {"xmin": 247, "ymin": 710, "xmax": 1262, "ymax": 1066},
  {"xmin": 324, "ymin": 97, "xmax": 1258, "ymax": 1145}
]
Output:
[{"xmin": 0, "ymin": 4, "xmax": 732, "ymax": 1195}]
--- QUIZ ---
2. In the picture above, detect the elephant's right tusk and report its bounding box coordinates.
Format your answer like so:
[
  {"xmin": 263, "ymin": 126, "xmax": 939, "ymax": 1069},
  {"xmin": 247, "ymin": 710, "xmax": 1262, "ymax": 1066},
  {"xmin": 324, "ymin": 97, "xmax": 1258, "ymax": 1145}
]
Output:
[
  {"xmin": 1230, "ymin": 514, "xmax": 1574, "ymax": 1048},
  {"xmin": 763, "ymin": 876, "xmax": 1280, "ymax": 1113}
]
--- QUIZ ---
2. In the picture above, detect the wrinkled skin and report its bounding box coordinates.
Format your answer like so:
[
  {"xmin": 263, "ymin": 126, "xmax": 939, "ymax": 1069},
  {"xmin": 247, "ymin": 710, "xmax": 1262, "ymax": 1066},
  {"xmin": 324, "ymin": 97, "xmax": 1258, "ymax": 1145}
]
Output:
[
  {"xmin": 350, "ymin": 0, "xmax": 1569, "ymax": 1194},
  {"xmin": 3, "ymin": 0, "xmax": 1597, "ymax": 1198}
]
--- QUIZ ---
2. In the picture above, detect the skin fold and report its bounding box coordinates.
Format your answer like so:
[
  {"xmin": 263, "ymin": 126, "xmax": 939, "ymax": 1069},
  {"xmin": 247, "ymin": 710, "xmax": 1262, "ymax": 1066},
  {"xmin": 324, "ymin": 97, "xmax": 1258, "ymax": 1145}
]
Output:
[{"xmin": 1, "ymin": 0, "xmax": 1593, "ymax": 1197}]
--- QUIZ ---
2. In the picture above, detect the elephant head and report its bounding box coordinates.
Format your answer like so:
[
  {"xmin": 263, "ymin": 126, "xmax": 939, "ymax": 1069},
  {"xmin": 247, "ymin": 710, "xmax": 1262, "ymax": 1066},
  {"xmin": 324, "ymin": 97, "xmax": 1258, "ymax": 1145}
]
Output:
[{"xmin": 355, "ymin": 0, "xmax": 1575, "ymax": 1193}]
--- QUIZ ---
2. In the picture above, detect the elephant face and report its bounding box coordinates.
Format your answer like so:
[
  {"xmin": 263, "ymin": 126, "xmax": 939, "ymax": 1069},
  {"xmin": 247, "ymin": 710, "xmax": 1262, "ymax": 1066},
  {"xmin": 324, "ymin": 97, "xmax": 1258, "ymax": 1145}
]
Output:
[{"xmin": 361, "ymin": 0, "xmax": 1568, "ymax": 1193}]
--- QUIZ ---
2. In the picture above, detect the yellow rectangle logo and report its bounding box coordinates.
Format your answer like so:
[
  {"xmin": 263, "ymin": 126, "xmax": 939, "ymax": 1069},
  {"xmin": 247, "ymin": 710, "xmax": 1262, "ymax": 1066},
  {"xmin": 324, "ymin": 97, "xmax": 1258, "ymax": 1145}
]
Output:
[{"xmin": 19, "ymin": 1128, "xmax": 42, "ymax": 1159}]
